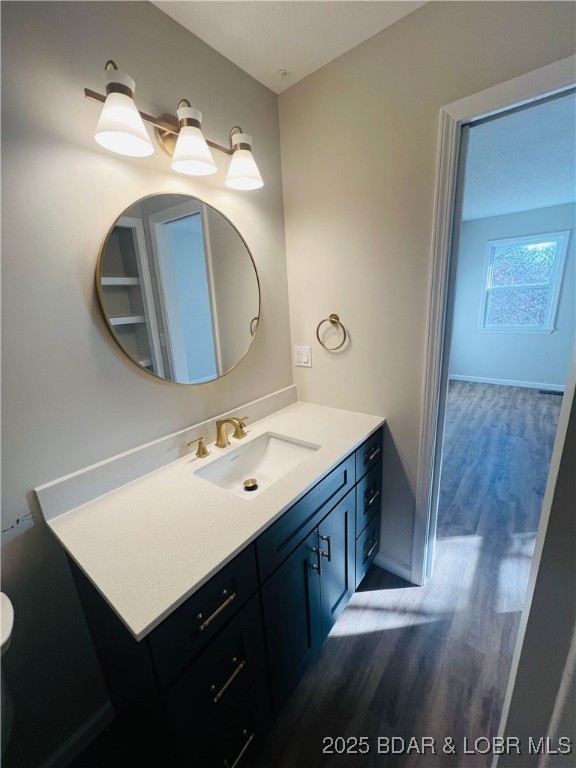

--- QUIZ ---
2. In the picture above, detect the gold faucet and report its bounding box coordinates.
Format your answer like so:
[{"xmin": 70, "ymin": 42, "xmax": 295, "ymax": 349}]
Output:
[
  {"xmin": 186, "ymin": 437, "xmax": 210, "ymax": 458},
  {"xmin": 215, "ymin": 416, "xmax": 249, "ymax": 448}
]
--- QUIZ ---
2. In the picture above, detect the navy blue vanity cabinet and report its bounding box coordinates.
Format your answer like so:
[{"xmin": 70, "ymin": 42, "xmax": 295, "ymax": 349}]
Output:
[
  {"xmin": 165, "ymin": 594, "xmax": 270, "ymax": 767},
  {"xmin": 190, "ymin": 671, "xmax": 272, "ymax": 768},
  {"xmin": 260, "ymin": 486, "xmax": 357, "ymax": 713},
  {"xmin": 148, "ymin": 545, "xmax": 258, "ymax": 687},
  {"xmin": 259, "ymin": 428, "xmax": 383, "ymax": 713},
  {"xmin": 355, "ymin": 461, "xmax": 383, "ymax": 536},
  {"xmin": 354, "ymin": 431, "xmax": 383, "ymax": 586},
  {"xmin": 261, "ymin": 529, "xmax": 323, "ymax": 711},
  {"xmin": 68, "ymin": 426, "xmax": 384, "ymax": 766},
  {"xmin": 256, "ymin": 454, "xmax": 356, "ymax": 581},
  {"xmin": 318, "ymin": 490, "xmax": 356, "ymax": 641},
  {"xmin": 148, "ymin": 546, "xmax": 270, "ymax": 768},
  {"xmin": 356, "ymin": 427, "xmax": 383, "ymax": 480},
  {"xmin": 356, "ymin": 509, "xmax": 382, "ymax": 586},
  {"xmin": 68, "ymin": 545, "xmax": 270, "ymax": 768}
]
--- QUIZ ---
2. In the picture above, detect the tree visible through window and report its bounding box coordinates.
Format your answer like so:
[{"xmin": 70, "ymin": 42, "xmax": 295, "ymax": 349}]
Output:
[{"xmin": 480, "ymin": 231, "xmax": 570, "ymax": 333}]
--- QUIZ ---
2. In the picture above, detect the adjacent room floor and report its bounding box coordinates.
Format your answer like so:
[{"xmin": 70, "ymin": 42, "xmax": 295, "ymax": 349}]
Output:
[
  {"xmin": 253, "ymin": 381, "xmax": 562, "ymax": 768},
  {"xmin": 68, "ymin": 382, "xmax": 562, "ymax": 768}
]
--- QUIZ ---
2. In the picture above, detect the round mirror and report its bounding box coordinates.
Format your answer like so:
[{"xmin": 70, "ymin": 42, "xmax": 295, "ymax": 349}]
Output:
[{"xmin": 96, "ymin": 194, "xmax": 260, "ymax": 384}]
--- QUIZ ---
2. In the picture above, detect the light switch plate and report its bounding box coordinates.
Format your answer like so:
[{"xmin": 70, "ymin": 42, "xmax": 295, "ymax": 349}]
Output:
[{"xmin": 294, "ymin": 345, "xmax": 312, "ymax": 367}]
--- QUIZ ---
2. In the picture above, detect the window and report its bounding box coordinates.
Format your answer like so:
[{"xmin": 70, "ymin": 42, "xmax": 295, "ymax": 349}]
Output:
[{"xmin": 479, "ymin": 231, "xmax": 570, "ymax": 333}]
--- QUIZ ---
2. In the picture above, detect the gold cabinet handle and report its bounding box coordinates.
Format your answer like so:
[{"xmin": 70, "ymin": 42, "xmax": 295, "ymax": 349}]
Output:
[
  {"xmin": 365, "ymin": 539, "xmax": 379, "ymax": 559},
  {"xmin": 212, "ymin": 658, "xmax": 246, "ymax": 704},
  {"xmin": 197, "ymin": 591, "xmax": 237, "ymax": 632},
  {"xmin": 319, "ymin": 534, "xmax": 332, "ymax": 562},
  {"xmin": 224, "ymin": 730, "xmax": 255, "ymax": 768},
  {"xmin": 311, "ymin": 547, "xmax": 323, "ymax": 576},
  {"xmin": 364, "ymin": 446, "xmax": 381, "ymax": 464},
  {"xmin": 365, "ymin": 489, "xmax": 380, "ymax": 509}
]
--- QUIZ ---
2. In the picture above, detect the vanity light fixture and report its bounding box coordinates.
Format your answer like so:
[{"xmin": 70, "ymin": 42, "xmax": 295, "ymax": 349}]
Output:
[
  {"xmin": 86, "ymin": 61, "xmax": 263, "ymax": 189},
  {"xmin": 225, "ymin": 129, "xmax": 264, "ymax": 190},
  {"xmin": 94, "ymin": 61, "xmax": 154, "ymax": 158},
  {"xmin": 170, "ymin": 100, "xmax": 217, "ymax": 176}
]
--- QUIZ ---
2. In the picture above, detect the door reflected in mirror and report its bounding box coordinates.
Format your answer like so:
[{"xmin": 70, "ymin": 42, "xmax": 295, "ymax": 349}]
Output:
[{"xmin": 97, "ymin": 194, "xmax": 260, "ymax": 384}]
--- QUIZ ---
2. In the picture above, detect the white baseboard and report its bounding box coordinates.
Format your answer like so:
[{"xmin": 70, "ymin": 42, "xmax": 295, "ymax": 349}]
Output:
[
  {"xmin": 38, "ymin": 701, "xmax": 114, "ymax": 768},
  {"xmin": 449, "ymin": 374, "xmax": 564, "ymax": 393},
  {"xmin": 374, "ymin": 553, "xmax": 413, "ymax": 582}
]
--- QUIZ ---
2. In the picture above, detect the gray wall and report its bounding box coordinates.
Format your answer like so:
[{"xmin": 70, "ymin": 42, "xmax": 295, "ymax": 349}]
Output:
[
  {"xmin": 1, "ymin": 3, "xmax": 291, "ymax": 766},
  {"xmin": 449, "ymin": 204, "xmax": 576, "ymax": 388},
  {"xmin": 279, "ymin": 1, "xmax": 576, "ymax": 571}
]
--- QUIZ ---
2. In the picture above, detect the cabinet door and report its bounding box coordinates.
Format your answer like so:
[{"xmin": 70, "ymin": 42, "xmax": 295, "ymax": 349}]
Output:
[
  {"xmin": 257, "ymin": 454, "xmax": 355, "ymax": 581},
  {"xmin": 318, "ymin": 490, "xmax": 355, "ymax": 642},
  {"xmin": 261, "ymin": 530, "xmax": 322, "ymax": 713}
]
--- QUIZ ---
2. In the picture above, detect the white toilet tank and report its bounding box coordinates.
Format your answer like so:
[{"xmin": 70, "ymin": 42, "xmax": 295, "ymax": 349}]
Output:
[{"xmin": 1, "ymin": 592, "xmax": 15, "ymax": 755}]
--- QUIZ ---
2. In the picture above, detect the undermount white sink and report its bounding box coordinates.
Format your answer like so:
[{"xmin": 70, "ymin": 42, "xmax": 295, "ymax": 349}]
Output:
[{"xmin": 194, "ymin": 432, "xmax": 321, "ymax": 499}]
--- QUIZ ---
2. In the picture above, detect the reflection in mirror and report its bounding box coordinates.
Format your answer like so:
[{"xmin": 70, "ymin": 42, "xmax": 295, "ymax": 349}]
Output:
[{"xmin": 97, "ymin": 194, "xmax": 260, "ymax": 384}]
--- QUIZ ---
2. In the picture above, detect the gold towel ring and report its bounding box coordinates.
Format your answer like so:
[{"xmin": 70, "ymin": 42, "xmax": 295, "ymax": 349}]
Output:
[{"xmin": 316, "ymin": 313, "xmax": 347, "ymax": 351}]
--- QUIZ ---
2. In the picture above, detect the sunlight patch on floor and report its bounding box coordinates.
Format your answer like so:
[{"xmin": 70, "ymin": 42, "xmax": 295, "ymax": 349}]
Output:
[
  {"xmin": 495, "ymin": 532, "xmax": 536, "ymax": 613},
  {"xmin": 331, "ymin": 535, "xmax": 485, "ymax": 637}
]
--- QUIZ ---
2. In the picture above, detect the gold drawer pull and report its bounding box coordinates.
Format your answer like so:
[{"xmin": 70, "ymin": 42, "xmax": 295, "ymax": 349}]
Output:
[
  {"xmin": 224, "ymin": 730, "xmax": 255, "ymax": 768},
  {"xmin": 212, "ymin": 658, "xmax": 246, "ymax": 704},
  {"xmin": 364, "ymin": 446, "xmax": 381, "ymax": 464},
  {"xmin": 365, "ymin": 489, "xmax": 380, "ymax": 509},
  {"xmin": 319, "ymin": 534, "xmax": 332, "ymax": 562},
  {"xmin": 311, "ymin": 547, "xmax": 323, "ymax": 576},
  {"xmin": 365, "ymin": 540, "xmax": 379, "ymax": 560},
  {"xmin": 197, "ymin": 591, "xmax": 237, "ymax": 632}
]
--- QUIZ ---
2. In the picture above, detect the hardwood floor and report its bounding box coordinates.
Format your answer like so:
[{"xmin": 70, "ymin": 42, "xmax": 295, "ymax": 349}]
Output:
[{"xmin": 253, "ymin": 382, "xmax": 562, "ymax": 768}]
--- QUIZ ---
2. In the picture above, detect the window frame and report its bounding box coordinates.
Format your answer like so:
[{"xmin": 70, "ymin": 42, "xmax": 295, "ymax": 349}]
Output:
[{"xmin": 478, "ymin": 230, "xmax": 570, "ymax": 334}]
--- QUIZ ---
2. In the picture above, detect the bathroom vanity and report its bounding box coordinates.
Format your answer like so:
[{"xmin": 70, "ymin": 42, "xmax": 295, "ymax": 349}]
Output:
[{"xmin": 37, "ymin": 402, "xmax": 384, "ymax": 767}]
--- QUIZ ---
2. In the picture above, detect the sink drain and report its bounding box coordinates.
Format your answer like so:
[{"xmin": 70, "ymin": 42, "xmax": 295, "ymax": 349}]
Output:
[{"xmin": 243, "ymin": 478, "xmax": 258, "ymax": 492}]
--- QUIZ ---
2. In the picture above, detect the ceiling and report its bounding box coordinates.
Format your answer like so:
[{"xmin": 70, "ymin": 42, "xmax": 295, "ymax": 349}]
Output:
[
  {"xmin": 153, "ymin": 2, "xmax": 575, "ymax": 222},
  {"xmin": 463, "ymin": 92, "xmax": 576, "ymax": 221},
  {"xmin": 152, "ymin": 1, "xmax": 426, "ymax": 93}
]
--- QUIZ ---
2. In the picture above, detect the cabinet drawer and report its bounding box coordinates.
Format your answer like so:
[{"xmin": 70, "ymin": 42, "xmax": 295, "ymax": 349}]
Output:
[
  {"xmin": 257, "ymin": 454, "xmax": 355, "ymax": 581},
  {"xmin": 149, "ymin": 546, "xmax": 258, "ymax": 687},
  {"xmin": 355, "ymin": 428, "xmax": 383, "ymax": 481},
  {"xmin": 165, "ymin": 594, "xmax": 266, "ymax": 736},
  {"xmin": 355, "ymin": 511, "xmax": 381, "ymax": 587},
  {"xmin": 355, "ymin": 461, "xmax": 382, "ymax": 535},
  {"xmin": 175, "ymin": 671, "xmax": 272, "ymax": 768}
]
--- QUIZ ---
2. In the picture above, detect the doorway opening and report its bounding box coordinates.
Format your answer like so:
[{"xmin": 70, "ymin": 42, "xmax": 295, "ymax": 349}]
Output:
[{"xmin": 430, "ymin": 90, "xmax": 575, "ymax": 590}]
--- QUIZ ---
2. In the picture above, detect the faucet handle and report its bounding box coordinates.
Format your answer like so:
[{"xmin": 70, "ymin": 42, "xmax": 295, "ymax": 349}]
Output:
[
  {"xmin": 233, "ymin": 417, "xmax": 249, "ymax": 439},
  {"xmin": 187, "ymin": 437, "xmax": 210, "ymax": 458}
]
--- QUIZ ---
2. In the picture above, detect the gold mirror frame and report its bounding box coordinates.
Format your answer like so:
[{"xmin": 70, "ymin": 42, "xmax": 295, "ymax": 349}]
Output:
[{"xmin": 96, "ymin": 192, "xmax": 262, "ymax": 386}]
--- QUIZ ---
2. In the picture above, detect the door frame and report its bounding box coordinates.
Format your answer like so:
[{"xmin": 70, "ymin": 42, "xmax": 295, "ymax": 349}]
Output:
[
  {"xmin": 148, "ymin": 200, "xmax": 221, "ymax": 383},
  {"xmin": 412, "ymin": 55, "xmax": 576, "ymax": 586}
]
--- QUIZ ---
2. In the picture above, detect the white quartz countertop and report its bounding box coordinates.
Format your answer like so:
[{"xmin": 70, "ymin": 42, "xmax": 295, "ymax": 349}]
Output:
[{"xmin": 46, "ymin": 402, "xmax": 384, "ymax": 640}]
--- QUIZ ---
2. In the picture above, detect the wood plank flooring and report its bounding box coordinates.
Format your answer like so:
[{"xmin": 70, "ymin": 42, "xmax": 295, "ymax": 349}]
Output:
[{"xmin": 254, "ymin": 382, "xmax": 562, "ymax": 768}]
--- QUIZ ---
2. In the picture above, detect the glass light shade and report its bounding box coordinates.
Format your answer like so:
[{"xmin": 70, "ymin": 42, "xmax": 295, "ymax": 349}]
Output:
[
  {"xmin": 94, "ymin": 70, "xmax": 153, "ymax": 157},
  {"xmin": 225, "ymin": 134, "xmax": 263, "ymax": 190},
  {"xmin": 171, "ymin": 106, "xmax": 217, "ymax": 176}
]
